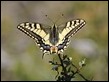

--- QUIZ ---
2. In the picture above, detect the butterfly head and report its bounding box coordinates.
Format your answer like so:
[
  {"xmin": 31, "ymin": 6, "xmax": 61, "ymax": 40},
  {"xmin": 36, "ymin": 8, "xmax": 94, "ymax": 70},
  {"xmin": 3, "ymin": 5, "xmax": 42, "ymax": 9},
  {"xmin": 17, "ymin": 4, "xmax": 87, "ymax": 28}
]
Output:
[{"xmin": 52, "ymin": 24, "xmax": 57, "ymax": 29}]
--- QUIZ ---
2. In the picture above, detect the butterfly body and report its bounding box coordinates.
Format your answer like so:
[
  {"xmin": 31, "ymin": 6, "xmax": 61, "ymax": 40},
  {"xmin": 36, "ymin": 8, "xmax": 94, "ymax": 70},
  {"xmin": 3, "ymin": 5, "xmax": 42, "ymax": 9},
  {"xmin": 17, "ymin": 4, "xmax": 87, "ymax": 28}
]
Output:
[
  {"xmin": 49, "ymin": 25, "xmax": 59, "ymax": 45},
  {"xmin": 17, "ymin": 19, "xmax": 86, "ymax": 57}
]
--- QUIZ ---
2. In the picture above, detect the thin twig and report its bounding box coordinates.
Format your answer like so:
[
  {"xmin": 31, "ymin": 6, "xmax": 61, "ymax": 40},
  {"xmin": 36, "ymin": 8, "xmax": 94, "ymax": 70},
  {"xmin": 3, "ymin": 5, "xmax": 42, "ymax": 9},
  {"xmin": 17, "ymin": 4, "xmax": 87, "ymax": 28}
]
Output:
[
  {"xmin": 58, "ymin": 54, "xmax": 67, "ymax": 73},
  {"xmin": 71, "ymin": 62, "xmax": 90, "ymax": 81}
]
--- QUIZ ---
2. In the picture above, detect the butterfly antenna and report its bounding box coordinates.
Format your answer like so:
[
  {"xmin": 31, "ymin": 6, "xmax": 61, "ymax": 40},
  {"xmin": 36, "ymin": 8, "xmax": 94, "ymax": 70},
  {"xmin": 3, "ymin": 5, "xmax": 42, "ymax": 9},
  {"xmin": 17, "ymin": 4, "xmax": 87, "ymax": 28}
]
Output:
[
  {"xmin": 45, "ymin": 15, "xmax": 55, "ymax": 24},
  {"xmin": 41, "ymin": 11, "xmax": 55, "ymax": 25},
  {"xmin": 54, "ymin": 14, "xmax": 64, "ymax": 25}
]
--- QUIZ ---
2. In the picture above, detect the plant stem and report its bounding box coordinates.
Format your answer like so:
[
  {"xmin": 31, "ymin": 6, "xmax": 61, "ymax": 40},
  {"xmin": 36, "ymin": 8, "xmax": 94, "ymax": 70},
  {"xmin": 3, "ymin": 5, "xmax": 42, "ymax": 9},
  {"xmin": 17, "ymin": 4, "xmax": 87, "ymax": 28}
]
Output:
[{"xmin": 58, "ymin": 54, "xmax": 67, "ymax": 73}]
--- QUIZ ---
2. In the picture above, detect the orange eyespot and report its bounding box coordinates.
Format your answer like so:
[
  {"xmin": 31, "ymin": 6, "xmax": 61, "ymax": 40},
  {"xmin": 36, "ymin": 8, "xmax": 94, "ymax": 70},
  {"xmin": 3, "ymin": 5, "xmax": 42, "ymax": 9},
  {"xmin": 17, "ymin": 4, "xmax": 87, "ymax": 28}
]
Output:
[{"xmin": 50, "ymin": 46, "xmax": 58, "ymax": 53}]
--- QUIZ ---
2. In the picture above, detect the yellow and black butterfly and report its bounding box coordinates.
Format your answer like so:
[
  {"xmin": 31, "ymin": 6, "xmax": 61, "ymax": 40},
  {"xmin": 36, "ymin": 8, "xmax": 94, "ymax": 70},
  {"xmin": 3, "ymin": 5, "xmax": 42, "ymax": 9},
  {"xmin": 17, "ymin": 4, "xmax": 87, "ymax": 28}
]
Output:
[{"xmin": 17, "ymin": 19, "xmax": 86, "ymax": 58}]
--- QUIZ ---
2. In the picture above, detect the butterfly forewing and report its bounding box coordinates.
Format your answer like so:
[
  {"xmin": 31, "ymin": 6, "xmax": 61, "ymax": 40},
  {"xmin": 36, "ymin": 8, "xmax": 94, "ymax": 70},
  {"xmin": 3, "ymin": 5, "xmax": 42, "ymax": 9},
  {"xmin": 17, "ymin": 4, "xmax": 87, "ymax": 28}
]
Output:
[
  {"xmin": 65, "ymin": 19, "xmax": 86, "ymax": 38},
  {"xmin": 56, "ymin": 19, "xmax": 86, "ymax": 52},
  {"xmin": 58, "ymin": 19, "xmax": 85, "ymax": 41},
  {"xmin": 17, "ymin": 22, "xmax": 52, "ymax": 54}
]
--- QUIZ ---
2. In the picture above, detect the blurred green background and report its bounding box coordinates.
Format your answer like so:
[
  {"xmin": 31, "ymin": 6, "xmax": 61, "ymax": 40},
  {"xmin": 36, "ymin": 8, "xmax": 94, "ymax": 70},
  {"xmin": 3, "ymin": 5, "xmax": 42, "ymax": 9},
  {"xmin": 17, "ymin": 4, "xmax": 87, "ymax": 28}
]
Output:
[{"xmin": 1, "ymin": 1, "xmax": 108, "ymax": 81}]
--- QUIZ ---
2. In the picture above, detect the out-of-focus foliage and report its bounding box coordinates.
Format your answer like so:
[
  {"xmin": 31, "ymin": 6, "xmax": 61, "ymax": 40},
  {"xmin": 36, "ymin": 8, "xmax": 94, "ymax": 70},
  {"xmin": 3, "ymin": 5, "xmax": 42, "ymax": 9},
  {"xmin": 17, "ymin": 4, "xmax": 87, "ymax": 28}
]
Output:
[{"xmin": 1, "ymin": 1, "xmax": 108, "ymax": 81}]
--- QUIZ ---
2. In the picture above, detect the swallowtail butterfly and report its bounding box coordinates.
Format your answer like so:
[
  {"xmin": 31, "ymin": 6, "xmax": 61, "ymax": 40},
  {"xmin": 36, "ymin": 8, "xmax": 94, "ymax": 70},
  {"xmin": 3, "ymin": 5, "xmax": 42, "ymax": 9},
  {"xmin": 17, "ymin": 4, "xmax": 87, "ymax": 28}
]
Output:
[{"xmin": 17, "ymin": 19, "xmax": 86, "ymax": 58}]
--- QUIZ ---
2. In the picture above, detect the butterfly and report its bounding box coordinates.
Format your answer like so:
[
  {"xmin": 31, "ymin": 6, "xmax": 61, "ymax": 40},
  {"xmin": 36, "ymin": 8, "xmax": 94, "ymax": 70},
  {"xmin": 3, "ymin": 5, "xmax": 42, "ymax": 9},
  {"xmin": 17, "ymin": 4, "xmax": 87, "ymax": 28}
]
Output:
[{"xmin": 17, "ymin": 19, "xmax": 86, "ymax": 58}]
